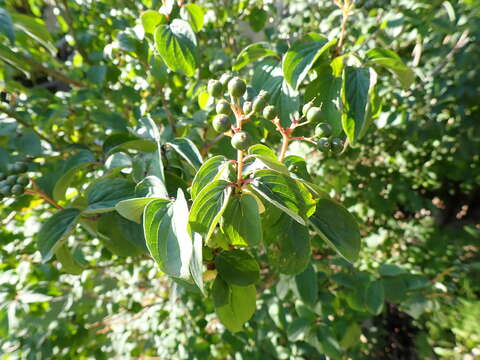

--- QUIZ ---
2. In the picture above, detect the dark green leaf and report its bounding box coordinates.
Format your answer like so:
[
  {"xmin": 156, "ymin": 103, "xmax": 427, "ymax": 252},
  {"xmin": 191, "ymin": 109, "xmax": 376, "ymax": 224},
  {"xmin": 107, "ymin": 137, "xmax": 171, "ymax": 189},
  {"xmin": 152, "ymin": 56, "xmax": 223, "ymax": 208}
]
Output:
[
  {"xmin": 247, "ymin": 7, "xmax": 268, "ymax": 32},
  {"xmin": 97, "ymin": 212, "xmax": 147, "ymax": 257},
  {"xmin": 366, "ymin": 48, "xmax": 415, "ymax": 89},
  {"xmin": 167, "ymin": 137, "xmax": 203, "ymax": 170},
  {"xmin": 143, "ymin": 189, "xmax": 193, "ymax": 279},
  {"xmin": 309, "ymin": 198, "xmax": 361, "ymax": 263},
  {"xmin": 84, "ymin": 178, "xmax": 135, "ymax": 214},
  {"xmin": 263, "ymin": 207, "xmax": 311, "ymax": 275},
  {"xmin": 295, "ymin": 262, "xmax": 318, "ymax": 306},
  {"xmin": 233, "ymin": 43, "xmax": 277, "ymax": 71},
  {"xmin": 212, "ymin": 276, "xmax": 256, "ymax": 333},
  {"xmin": 189, "ymin": 233, "xmax": 204, "ymax": 294},
  {"xmin": 222, "ymin": 193, "xmax": 262, "ymax": 247},
  {"xmin": 215, "ymin": 249, "xmax": 260, "ymax": 286},
  {"xmin": 250, "ymin": 169, "xmax": 316, "ymax": 225},
  {"xmin": 154, "ymin": 19, "xmax": 198, "ymax": 77},
  {"xmin": 189, "ymin": 180, "xmax": 232, "ymax": 241},
  {"xmin": 252, "ymin": 58, "xmax": 300, "ymax": 127},
  {"xmin": 342, "ymin": 66, "xmax": 376, "ymax": 144},
  {"xmin": 282, "ymin": 33, "xmax": 337, "ymax": 90},
  {"xmin": 53, "ymin": 150, "xmax": 96, "ymax": 201},
  {"xmin": 287, "ymin": 317, "xmax": 313, "ymax": 342},
  {"xmin": 54, "ymin": 243, "xmax": 85, "ymax": 275},
  {"xmin": 190, "ymin": 155, "xmax": 229, "ymax": 200},
  {"xmin": 0, "ymin": 7, "xmax": 15, "ymax": 44},
  {"xmin": 37, "ymin": 208, "xmax": 81, "ymax": 262},
  {"xmin": 365, "ymin": 280, "xmax": 384, "ymax": 315}
]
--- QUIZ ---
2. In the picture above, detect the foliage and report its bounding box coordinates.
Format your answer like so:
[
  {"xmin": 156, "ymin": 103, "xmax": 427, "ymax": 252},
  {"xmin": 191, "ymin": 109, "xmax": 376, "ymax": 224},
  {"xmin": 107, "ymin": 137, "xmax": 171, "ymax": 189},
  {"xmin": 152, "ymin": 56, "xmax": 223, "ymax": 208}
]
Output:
[{"xmin": 1, "ymin": 0, "xmax": 479, "ymax": 359}]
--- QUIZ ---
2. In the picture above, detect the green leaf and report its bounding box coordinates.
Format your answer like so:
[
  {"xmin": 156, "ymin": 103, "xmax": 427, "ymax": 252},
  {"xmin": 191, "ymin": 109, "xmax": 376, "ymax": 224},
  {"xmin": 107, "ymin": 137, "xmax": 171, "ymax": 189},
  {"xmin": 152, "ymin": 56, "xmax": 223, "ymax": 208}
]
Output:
[
  {"xmin": 247, "ymin": 7, "xmax": 268, "ymax": 32},
  {"xmin": 98, "ymin": 212, "xmax": 147, "ymax": 257},
  {"xmin": 11, "ymin": 13, "xmax": 56, "ymax": 55},
  {"xmin": 167, "ymin": 137, "xmax": 203, "ymax": 170},
  {"xmin": 378, "ymin": 264, "xmax": 407, "ymax": 277},
  {"xmin": 0, "ymin": 43, "xmax": 30, "ymax": 76},
  {"xmin": 287, "ymin": 317, "xmax": 313, "ymax": 342},
  {"xmin": 365, "ymin": 280, "xmax": 385, "ymax": 315},
  {"xmin": 222, "ymin": 193, "xmax": 262, "ymax": 247},
  {"xmin": 233, "ymin": 42, "xmax": 277, "ymax": 71},
  {"xmin": 295, "ymin": 262, "xmax": 318, "ymax": 306},
  {"xmin": 0, "ymin": 7, "xmax": 15, "ymax": 44},
  {"xmin": 181, "ymin": 4, "xmax": 204, "ymax": 32},
  {"xmin": 366, "ymin": 48, "xmax": 415, "ymax": 89},
  {"xmin": 54, "ymin": 243, "xmax": 85, "ymax": 275},
  {"xmin": 143, "ymin": 189, "xmax": 193, "ymax": 279},
  {"xmin": 305, "ymin": 63, "xmax": 343, "ymax": 136},
  {"xmin": 141, "ymin": 10, "xmax": 166, "ymax": 34},
  {"xmin": 103, "ymin": 133, "xmax": 156, "ymax": 154},
  {"xmin": 37, "ymin": 208, "xmax": 81, "ymax": 262},
  {"xmin": 53, "ymin": 150, "xmax": 96, "ymax": 201},
  {"xmin": 263, "ymin": 207, "xmax": 311, "ymax": 275},
  {"xmin": 154, "ymin": 19, "xmax": 198, "ymax": 77},
  {"xmin": 250, "ymin": 169, "xmax": 316, "ymax": 225},
  {"xmin": 189, "ymin": 180, "xmax": 232, "ymax": 242},
  {"xmin": 212, "ymin": 276, "xmax": 256, "ymax": 333},
  {"xmin": 283, "ymin": 33, "xmax": 337, "ymax": 90},
  {"xmin": 190, "ymin": 155, "xmax": 229, "ymax": 200},
  {"xmin": 309, "ymin": 198, "xmax": 361, "ymax": 263},
  {"xmin": 115, "ymin": 197, "xmax": 156, "ymax": 223},
  {"xmin": 342, "ymin": 66, "xmax": 377, "ymax": 144},
  {"xmin": 84, "ymin": 178, "xmax": 135, "ymax": 214},
  {"xmin": 189, "ymin": 233, "xmax": 204, "ymax": 294},
  {"xmin": 252, "ymin": 58, "xmax": 300, "ymax": 127},
  {"xmin": 215, "ymin": 249, "xmax": 260, "ymax": 286},
  {"xmin": 247, "ymin": 144, "xmax": 289, "ymax": 175}
]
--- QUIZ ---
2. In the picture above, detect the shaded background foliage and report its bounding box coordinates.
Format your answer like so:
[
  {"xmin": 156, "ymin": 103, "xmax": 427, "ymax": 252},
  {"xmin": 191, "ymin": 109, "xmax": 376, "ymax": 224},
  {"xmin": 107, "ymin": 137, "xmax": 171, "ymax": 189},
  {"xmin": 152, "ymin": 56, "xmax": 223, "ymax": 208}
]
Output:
[{"xmin": 0, "ymin": 0, "xmax": 479, "ymax": 359}]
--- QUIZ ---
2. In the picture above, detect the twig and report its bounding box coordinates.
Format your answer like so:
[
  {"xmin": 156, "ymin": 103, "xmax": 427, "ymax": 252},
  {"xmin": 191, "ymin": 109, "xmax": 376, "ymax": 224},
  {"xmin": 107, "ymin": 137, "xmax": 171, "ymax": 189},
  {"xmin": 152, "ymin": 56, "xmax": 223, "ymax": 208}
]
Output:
[
  {"xmin": 200, "ymin": 133, "xmax": 225, "ymax": 156},
  {"xmin": 25, "ymin": 179, "xmax": 64, "ymax": 210},
  {"xmin": 334, "ymin": 0, "xmax": 353, "ymax": 57},
  {"xmin": 158, "ymin": 85, "xmax": 177, "ymax": 135}
]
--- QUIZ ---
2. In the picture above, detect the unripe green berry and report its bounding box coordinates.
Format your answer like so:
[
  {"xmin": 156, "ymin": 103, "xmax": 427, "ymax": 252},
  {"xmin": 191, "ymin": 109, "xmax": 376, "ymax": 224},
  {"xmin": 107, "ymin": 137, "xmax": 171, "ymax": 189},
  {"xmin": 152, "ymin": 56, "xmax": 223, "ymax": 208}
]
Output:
[
  {"xmin": 252, "ymin": 95, "xmax": 267, "ymax": 114},
  {"xmin": 16, "ymin": 175, "xmax": 29, "ymax": 186},
  {"xmin": 0, "ymin": 185, "xmax": 11, "ymax": 196},
  {"xmin": 231, "ymin": 131, "xmax": 252, "ymax": 150},
  {"xmin": 212, "ymin": 114, "xmax": 231, "ymax": 133},
  {"xmin": 331, "ymin": 138, "xmax": 344, "ymax": 154},
  {"xmin": 11, "ymin": 184, "xmax": 24, "ymax": 195},
  {"xmin": 317, "ymin": 138, "xmax": 331, "ymax": 152},
  {"xmin": 306, "ymin": 106, "xmax": 323, "ymax": 123},
  {"xmin": 314, "ymin": 123, "xmax": 332, "ymax": 138},
  {"xmin": 242, "ymin": 101, "xmax": 252, "ymax": 114},
  {"xmin": 207, "ymin": 79, "xmax": 224, "ymax": 98},
  {"xmin": 219, "ymin": 73, "xmax": 233, "ymax": 87},
  {"xmin": 12, "ymin": 162, "xmax": 28, "ymax": 174},
  {"xmin": 216, "ymin": 100, "xmax": 231, "ymax": 115},
  {"xmin": 5, "ymin": 175, "xmax": 17, "ymax": 186},
  {"xmin": 0, "ymin": 173, "xmax": 6, "ymax": 181},
  {"xmin": 263, "ymin": 105, "xmax": 277, "ymax": 120},
  {"xmin": 228, "ymin": 77, "xmax": 247, "ymax": 98},
  {"xmin": 302, "ymin": 101, "xmax": 314, "ymax": 116}
]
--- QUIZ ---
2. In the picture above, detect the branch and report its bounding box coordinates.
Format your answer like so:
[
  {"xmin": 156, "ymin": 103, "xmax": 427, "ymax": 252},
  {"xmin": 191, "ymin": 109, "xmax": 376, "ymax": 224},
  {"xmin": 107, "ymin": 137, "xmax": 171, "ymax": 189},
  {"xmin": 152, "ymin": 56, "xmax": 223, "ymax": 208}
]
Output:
[{"xmin": 334, "ymin": 0, "xmax": 353, "ymax": 57}]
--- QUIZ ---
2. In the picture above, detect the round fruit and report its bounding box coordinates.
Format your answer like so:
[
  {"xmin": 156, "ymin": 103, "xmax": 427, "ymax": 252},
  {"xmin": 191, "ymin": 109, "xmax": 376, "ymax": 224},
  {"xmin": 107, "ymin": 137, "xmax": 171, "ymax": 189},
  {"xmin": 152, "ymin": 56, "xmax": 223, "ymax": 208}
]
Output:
[
  {"xmin": 16, "ymin": 175, "xmax": 29, "ymax": 186},
  {"xmin": 5, "ymin": 175, "xmax": 17, "ymax": 186},
  {"xmin": 0, "ymin": 185, "xmax": 11, "ymax": 196},
  {"xmin": 219, "ymin": 73, "xmax": 233, "ymax": 87},
  {"xmin": 314, "ymin": 123, "xmax": 332, "ymax": 138},
  {"xmin": 242, "ymin": 101, "xmax": 252, "ymax": 114},
  {"xmin": 11, "ymin": 184, "xmax": 23, "ymax": 195},
  {"xmin": 228, "ymin": 77, "xmax": 246, "ymax": 98},
  {"xmin": 331, "ymin": 138, "xmax": 344, "ymax": 154},
  {"xmin": 0, "ymin": 173, "xmax": 6, "ymax": 181},
  {"xmin": 207, "ymin": 79, "xmax": 224, "ymax": 98},
  {"xmin": 216, "ymin": 99, "xmax": 231, "ymax": 115},
  {"xmin": 12, "ymin": 162, "xmax": 28, "ymax": 173},
  {"xmin": 263, "ymin": 105, "xmax": 277, "ymax": 120},
  {"xmin": 302, "ymin": 101, "xmax": 314, "ymax": 116},
  {"xmin": 212, "ymin": 114, "xmax": 231, "ymax": 133},
  {"xmin": 252, "ymin": 95, "xmax": 267, "ymax": 114},
  {"xmin": 306, "ymin": 106, "xmax": 323, "ymax": 122},
  {"xmin": 231, "ymin": 131, "xmax": 252, "ymax": 150},
  {"xmin": 317, "ymin": 138, "xmax": 331, "ymax": 152}
]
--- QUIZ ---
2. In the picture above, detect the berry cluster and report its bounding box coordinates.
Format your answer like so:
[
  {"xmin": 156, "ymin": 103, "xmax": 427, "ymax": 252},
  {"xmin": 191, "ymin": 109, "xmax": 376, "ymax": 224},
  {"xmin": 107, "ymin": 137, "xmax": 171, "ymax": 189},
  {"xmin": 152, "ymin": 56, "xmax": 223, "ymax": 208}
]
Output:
[
  {"xmin": 303, "ymin": 102, "xmax": 344, "ymax": 154},
  {"xmin": 0, "ymin": 161, "xmax": 30, "ymax": 199}
]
